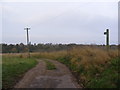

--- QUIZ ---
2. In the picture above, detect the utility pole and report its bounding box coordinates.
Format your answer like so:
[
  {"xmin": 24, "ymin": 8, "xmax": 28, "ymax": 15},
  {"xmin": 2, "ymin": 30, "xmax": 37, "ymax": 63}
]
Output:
[
  {"xmin": 24, "ymin": 27, "xmax": 30, "ymax": 58},
  {"xmin": 104, "ymin": 29, "xmax": 109, "ymax": 50}
]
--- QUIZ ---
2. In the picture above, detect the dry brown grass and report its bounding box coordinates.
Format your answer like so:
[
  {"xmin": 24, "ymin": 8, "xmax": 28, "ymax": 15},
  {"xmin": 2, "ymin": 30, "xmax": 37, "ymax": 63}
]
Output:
[
  {"xmin": 69, "ymin": 47, "xmax": 115, "ymax": 69},
  {"xmin": 31, "ymin": 50, "xmax": 67, "ymax": 59},
  {"xmin": 3, "ymin": 46, "xmax": 118, "ymax": 70},
  {"xmin": 2, "ymin": 53, "xmax": 29, "ymax": 58},
  {"xmin": 30, "ymin": 46, "xmax": 118, "ymax": 71}
]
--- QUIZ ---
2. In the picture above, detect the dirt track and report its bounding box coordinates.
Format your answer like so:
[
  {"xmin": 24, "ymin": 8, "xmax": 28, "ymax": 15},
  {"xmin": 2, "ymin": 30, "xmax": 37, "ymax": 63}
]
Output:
[{"xmin": 15, "ymin": 59, "xmax": 81, "ymax": 88}]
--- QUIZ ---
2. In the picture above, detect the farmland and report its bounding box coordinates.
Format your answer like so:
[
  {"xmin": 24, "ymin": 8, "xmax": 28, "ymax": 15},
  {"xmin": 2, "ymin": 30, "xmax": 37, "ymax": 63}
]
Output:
[
  {"xmin": 2, "ymin": 45, "xmax": 119, "ymax": 88},
  {"xmin": 2, "ymin": 55, "xmax": 37, "ymax": 88}
]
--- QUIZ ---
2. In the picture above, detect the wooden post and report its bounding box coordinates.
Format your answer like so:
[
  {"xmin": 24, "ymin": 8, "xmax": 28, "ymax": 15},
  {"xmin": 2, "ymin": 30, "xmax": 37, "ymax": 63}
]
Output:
[
  {"xmin": 24, "ymin": 28, "xmax": 30, "ymax": 58},
  {"xmin": 104, "ymin": 29, "xmax": 109, "ymax": 50}
]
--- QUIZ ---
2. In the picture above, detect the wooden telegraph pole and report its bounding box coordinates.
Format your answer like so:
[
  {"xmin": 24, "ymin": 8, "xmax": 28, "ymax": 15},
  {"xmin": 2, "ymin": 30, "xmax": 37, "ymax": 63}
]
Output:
[
  {"xmin": 104, "ymin": 29, "xmax": 109, "ymax": 50},
  {"xmin": 24, "ymin": 27, "xmax": 30, "ymax": 58}
]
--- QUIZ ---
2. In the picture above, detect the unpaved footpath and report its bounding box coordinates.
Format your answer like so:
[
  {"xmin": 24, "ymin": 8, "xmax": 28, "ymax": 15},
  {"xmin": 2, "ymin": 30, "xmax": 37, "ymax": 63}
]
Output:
[{"xmin": 15, "ymin": 59, "xmax": 81, "ymax": 88}]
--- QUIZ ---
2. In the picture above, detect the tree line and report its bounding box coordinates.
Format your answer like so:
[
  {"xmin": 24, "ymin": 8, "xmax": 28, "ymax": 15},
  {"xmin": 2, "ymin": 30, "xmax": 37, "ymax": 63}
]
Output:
[
  {"xmin": 1, "ymin": 43, "xmax": 118, "ymax": 53},
  {"xmin": 1, "ymin": 43, "xmax": 77, "ymax": 53}
]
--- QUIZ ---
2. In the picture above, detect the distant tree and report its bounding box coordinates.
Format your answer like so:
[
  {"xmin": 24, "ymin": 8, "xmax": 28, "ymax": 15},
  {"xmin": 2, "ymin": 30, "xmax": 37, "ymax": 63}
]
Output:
[
  {"xmin": 0, "ymin": 44, "xmax": 2, "ymax": 53},
  {"xmin": 11, "ymin": 48, "xmax": 17, "ymax": 53},
  {"xmin": 23, "ymin": 47, "xmax": 28, "ymax": 52}
]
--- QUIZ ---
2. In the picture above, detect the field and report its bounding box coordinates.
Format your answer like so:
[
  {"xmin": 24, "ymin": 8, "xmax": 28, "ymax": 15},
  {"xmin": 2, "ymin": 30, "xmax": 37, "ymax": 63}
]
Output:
[
  {"xmin": 2, "ymin": 46, "xmax": 119, "ymax": 88},
  {"xmin": 2, "ymin": 55, "xmax": 37, "ymax": 88}
]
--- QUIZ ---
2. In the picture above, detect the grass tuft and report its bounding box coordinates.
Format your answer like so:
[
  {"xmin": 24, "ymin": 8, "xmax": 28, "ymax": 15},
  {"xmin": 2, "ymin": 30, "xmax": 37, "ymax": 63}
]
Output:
[{"xmin": 45, "ymin": 60, "xmax": 56, "ymax": 70}]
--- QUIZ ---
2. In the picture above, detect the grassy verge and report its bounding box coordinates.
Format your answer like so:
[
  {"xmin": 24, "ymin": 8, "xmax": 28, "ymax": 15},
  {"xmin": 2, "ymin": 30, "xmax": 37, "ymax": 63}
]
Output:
[
  {"xmin": 45, "ymin": 60, "xmax": 56, "ymax": 70},
  {"xmin": 2, "ymin": 55, "xmax": 37, "ymax": 89},
  {"xmin": 57, "ymin": 56, "xmax": 119, "ymax": 88}
]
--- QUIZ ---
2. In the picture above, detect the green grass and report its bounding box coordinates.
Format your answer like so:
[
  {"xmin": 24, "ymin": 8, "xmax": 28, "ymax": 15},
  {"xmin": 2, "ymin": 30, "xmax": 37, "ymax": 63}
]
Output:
[
  {"xmin": 86, "ymin": 57, "xmax": 119, "ymax": 88},
  {"xmin": 45, "ymin": 60, "xmax": 56, "ymax": 70},
  {"xmin": 2, "ymin": 56, "xmax": 37, "ymax": 89}
]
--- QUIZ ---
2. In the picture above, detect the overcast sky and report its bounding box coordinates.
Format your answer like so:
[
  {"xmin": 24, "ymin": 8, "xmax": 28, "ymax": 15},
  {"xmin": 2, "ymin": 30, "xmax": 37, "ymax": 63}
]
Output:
[{"xmin": 0, "ymin": 0, "xmax": 119, "ymax": 45}]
